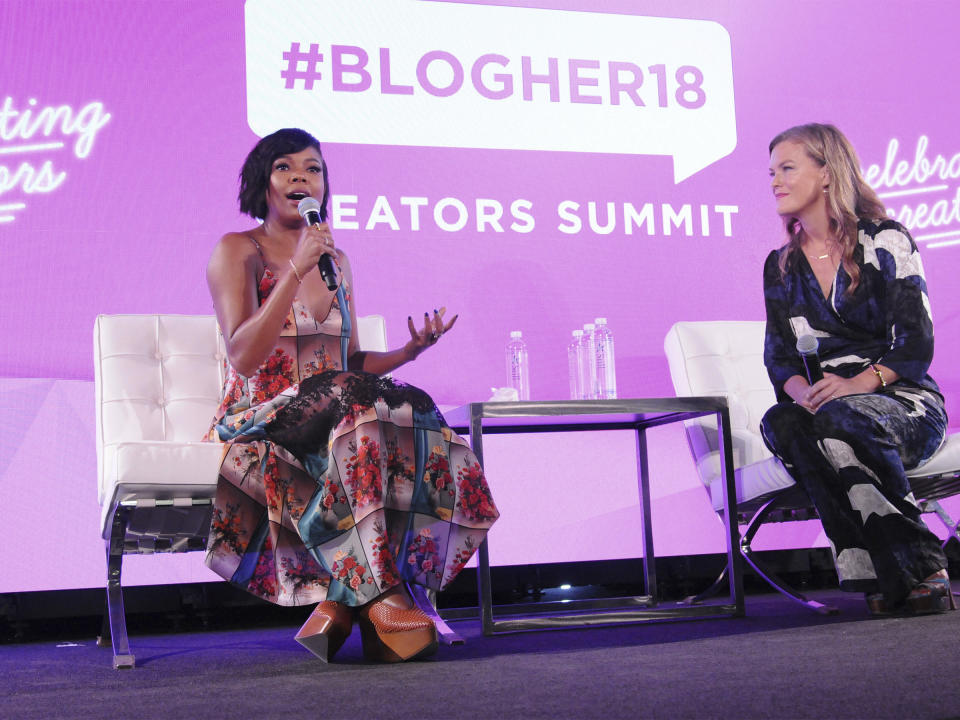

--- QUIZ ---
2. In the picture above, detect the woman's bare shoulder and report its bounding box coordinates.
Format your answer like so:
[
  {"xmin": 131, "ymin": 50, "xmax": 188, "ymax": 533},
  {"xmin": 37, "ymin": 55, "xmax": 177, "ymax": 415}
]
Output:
[
  {"xmin": 208, "ymin": 230, "xmax": 261, "ymax": 269},
  {"xmin": 213, "ymin": 230, "xmax": 260, "ymax": 257}
]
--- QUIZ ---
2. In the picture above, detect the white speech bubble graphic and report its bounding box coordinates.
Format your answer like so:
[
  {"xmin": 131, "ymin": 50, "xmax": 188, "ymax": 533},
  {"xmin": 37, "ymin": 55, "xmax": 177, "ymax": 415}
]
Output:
[{"xmin": 245, "ymin": 0, "xmax": 736, "ymax": 183}]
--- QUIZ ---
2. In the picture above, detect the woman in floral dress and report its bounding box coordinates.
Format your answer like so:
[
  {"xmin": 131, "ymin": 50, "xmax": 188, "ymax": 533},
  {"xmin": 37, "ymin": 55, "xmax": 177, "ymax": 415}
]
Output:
[{"xmin": 204, "ymin": 128, "xmax": 498, "ymax": 662}]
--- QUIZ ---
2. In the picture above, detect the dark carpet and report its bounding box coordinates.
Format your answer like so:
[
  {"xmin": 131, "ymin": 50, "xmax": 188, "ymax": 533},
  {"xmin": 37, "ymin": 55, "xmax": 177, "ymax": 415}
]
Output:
[{"xmin": 2, "ymin": 589, "xmax": 959, "ymax": 720}]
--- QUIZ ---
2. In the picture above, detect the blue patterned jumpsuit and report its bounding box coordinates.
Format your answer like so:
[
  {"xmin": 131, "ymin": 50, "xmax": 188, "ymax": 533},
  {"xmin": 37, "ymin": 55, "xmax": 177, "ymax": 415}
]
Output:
[{"xmin": 761, "ymin": 219, "xmax": 948, "ymax": 605}]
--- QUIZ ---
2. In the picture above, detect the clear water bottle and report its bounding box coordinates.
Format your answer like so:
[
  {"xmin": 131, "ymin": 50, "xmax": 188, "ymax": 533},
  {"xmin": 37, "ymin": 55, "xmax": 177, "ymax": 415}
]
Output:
[
  {"xmin": 594, "ymin": 317, "xmax": 617, "ymax": 399},
  {"xmin": 505, "ymin": 330, "xmax": 530, "ymax": 401},
  {"xmin": 567, "ymin": 329, "xmax": 584, "ymax": 400},
  {"xmin": 581, "ymin": 323, "xmax": 597, "ymax": 400}
]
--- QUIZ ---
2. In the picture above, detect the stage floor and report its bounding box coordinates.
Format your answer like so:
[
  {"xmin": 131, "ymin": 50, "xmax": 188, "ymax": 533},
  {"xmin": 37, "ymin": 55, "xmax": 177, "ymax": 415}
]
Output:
[{"xmin": 2, "ymin": 587, "xmax": 957, "ymax": 719}]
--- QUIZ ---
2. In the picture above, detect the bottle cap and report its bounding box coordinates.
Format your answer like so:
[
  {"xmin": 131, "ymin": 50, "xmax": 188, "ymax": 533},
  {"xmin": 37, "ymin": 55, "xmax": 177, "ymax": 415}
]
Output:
[
  {"xmin": 583, "ymin": 323, "xmax": 595, "ymax": 331},
  {"xmin": 595, "ymin": 317, "xmax": 607, "ymax": 324},
  {"xmin": 572, "ymin": 330, "xmax": 583, "ymax": 337},
  {"xmin": 510, "ymin": 330, "xmax": 522, "ymax": 338}
]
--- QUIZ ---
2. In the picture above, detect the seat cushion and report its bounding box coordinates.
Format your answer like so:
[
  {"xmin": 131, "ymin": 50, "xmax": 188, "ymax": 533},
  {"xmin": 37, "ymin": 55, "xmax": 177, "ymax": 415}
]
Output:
[
  {"xmin": 907, "ymin": 432, "xmax": 960, "ymax": 479},
  {"xmin": 708, "ymin": 456, "xmax": 796, "ymax": 513},
  {"xmin": 100, "ymin": 440, "xmax": 224, "ymax": 537}
]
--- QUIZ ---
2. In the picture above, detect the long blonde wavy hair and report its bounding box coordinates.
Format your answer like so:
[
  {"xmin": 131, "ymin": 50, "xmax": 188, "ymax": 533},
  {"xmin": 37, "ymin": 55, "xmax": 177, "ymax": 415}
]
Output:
[{"xmin": 770, "ymin": 123, "xmax": 888, "ymax": 294}]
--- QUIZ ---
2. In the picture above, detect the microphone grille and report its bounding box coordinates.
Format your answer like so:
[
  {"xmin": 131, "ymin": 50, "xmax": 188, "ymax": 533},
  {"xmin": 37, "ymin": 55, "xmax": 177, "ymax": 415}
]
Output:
[
  {"xmin": 796, "ymin": 334, "xmax": 819, "ymax": 354},
  {"xmin": 297, "ymin": 196, "xmax": 322, "ymax": 218}
]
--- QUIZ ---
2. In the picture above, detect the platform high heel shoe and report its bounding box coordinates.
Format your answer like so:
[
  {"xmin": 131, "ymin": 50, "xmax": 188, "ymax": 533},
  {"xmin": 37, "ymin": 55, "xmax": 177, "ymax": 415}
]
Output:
[
  {"xmin": 294, "ymin": 601, "xmax": 354, "ymax": 662},
  {"xmin": 357, "ymin": 594, "xmax": 439, "ymax": 663},
  {"xmin": 905, "ymin": 571, "xmax": 956, "ymax": 614}
]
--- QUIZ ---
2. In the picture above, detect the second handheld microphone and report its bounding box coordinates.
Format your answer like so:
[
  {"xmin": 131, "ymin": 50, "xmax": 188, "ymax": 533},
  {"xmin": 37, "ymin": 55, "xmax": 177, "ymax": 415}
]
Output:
[
  {"xmin": 796, "ymin": 334, "xmax": 824, "ymax": 385},
  {"xmin": 297, "ymin": 196, "xmax": 338, "ymax": 291}
]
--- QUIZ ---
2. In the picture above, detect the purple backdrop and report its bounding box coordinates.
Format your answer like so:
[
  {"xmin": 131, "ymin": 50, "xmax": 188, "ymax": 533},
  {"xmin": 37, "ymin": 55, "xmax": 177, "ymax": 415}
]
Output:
[{"xmin": 3, "ymin": 0, "xmax": 960, "ymax": 593}]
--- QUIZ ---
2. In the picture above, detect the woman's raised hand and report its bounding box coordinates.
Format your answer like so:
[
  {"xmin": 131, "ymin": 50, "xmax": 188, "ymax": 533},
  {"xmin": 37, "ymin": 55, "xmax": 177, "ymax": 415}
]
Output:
[{"xmin": 406, "ymin": 307, "xmax": 458, "ymax": 356}]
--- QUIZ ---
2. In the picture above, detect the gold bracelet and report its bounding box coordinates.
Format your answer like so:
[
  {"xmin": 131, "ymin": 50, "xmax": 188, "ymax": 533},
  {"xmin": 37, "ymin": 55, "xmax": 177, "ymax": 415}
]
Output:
[
  {"xmin": 870, "ymin": 364, "xmax": 886, "ymax": 388},
  {"xmin": 288, "ymin": 258, "xmax": 303, "ymax": 284}
]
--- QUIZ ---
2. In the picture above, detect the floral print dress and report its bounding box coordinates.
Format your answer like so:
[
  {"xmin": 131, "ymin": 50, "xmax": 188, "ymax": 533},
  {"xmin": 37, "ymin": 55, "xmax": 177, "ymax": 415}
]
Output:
[{"xmin": 204, "ymin": 247, "xmax": 498, "ymax": 607}]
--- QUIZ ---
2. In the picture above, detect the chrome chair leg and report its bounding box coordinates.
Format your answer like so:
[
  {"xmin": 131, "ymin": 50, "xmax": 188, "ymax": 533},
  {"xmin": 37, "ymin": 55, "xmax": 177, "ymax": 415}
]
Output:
[
  {"xmin": 686, "ymin": 491, "xmax": 838, "ymax": 614},
  {"xmin": 739, "ymin": 494, "xmax": 838, "ymax": 615},
  {"xmin": 682, "ymin": 565, "xmax": 730, "ymax": 605},
  {"xmin": 103, "ymin": 506, "xmax": 135, "ymax": 669}
]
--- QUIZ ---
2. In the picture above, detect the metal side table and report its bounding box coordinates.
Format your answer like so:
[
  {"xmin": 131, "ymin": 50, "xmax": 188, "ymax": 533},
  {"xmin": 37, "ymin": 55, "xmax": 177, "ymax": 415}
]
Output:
[{"xmin": 444, "ymin": 398, "xmax": 744, "ymax": 634}]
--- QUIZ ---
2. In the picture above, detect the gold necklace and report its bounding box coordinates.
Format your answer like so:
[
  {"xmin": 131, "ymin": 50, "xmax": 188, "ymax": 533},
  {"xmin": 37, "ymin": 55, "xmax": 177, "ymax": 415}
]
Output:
[{"xmin": 804, "ymin": 244, "xmax": 838, "ymax": 261}]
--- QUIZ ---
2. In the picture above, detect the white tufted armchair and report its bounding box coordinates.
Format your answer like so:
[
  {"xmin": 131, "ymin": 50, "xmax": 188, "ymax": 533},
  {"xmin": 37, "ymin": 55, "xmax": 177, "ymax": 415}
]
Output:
[
  {"xmin": 94, "ymin": 312, "xmax": 438, "ymax": 668},
  {"xmin": 665, "ymin": 320, "xmax": 960, "ymax": 613}
]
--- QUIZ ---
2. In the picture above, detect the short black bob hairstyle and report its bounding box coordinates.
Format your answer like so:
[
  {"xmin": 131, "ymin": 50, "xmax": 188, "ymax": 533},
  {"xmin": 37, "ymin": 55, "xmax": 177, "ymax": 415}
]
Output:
[{"xmin": 238, "ymin": 128, "xmax": 329, "ymax": 221}]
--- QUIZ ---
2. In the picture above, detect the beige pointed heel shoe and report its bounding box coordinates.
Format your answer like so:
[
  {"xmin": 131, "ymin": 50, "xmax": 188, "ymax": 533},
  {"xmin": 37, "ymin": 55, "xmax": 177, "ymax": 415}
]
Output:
[{"xmin": 294, "ymin": 601, "xmax": 354, "ymax": 662}]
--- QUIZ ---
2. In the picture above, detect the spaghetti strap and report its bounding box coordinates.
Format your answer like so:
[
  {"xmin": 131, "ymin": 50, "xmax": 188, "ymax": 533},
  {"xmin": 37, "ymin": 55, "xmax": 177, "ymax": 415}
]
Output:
[{"xmin": 247, "ymin": 235, "xmax": 267, "ymax": 286}]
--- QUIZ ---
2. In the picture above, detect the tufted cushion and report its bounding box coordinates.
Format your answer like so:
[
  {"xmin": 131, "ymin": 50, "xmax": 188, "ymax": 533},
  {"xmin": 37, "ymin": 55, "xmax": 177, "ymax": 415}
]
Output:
[{"xmin": 95, "ymin": 313, "xmax": 387, "ymax": 538}]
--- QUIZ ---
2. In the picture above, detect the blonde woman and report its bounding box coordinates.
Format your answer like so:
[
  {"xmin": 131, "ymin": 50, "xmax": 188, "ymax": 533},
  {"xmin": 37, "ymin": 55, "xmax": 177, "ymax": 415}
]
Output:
[{"xmin": 760, "ymin": 123, "xmax": 952, "ymax": 615}]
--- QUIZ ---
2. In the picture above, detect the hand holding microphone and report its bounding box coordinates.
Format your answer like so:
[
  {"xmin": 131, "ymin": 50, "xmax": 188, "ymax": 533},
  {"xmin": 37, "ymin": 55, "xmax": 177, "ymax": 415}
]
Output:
[
  {"xmin": 795, "ymin": 334, "xmax": 831, "ymax": 411},
  {"xmin": 298, "ymin": 197, "xmax": 338, "ymax": 291},
  {"xmin": 795, "ymin": 334, "xmax": 863, "ymax": 411},
  {"xmin": 796, "ymin": 334, "xmax": 824, "ymax": 385}
]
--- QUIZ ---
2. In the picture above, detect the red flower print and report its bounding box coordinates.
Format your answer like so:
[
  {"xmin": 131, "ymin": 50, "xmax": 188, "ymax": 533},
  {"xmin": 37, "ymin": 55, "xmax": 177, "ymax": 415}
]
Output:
[
  {"xmin": 258, "ymin": 268, "xmax": 277, "ymax": 298},
  {"xmin": 385, "ymin": 439, "xmax": 415, "ymax": 487},
  {"xmin": 209, "ymin": 502, "xmax": 246, "ymax": 556},
  {"xmin": 456, "ymin": 463, "xmax": 497, "ymax": 522},
  {"xmin": 263, "ymin": 453, "xmax": 283, "ymax": 512},
  {"xmin": 250, "ymin": 348, "xmax": 295, "ymax": 405},
  {"xmin": 231, "ymin": 445, "xmax": 258, "ymax": 472},
  {"xmin": 330, "ymin": 547, "xmax": 371, "ymax": 597},
  {"xmin": 280, "ymin": 551, "xmax": 326, "ymax": 598},
  {"xmin": 247, "ymin": 534, "xmax": 277, "ymax": 599},
  {"xmin": 341, "ymin": 403, "xmax": 369, "ymax": 426},
  {"xmin": 344, "ymin": 436, "xmax": 383, "ymax": 509},
  {"xmin": 321, "ymin": 476, "xmax": 347, "ymax": 512},
  {"xmin": 446, "ymin": 536, "xmax": 477, "ymax": 578},
  {"xmin": 367, "ymin": 520, "xmax": 399, "ymax": 587},
  {"xmin": 425, "ymin": 447, "xmax": 453, "ymax": 495},
  {"xmin": 406, "ymin": 528, "xmax": 443, "ymax": 584}
]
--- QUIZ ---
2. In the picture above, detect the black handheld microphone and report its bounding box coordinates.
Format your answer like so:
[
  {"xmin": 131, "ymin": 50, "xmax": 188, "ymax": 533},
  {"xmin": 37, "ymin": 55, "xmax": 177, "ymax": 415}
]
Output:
[
  {"xmin": 796, "ymin": 334, "xmax": 824, "ymax": 385},
  {"xmin": 297, "ymin": 197, "xmax": 338, "ymax": 291}
]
